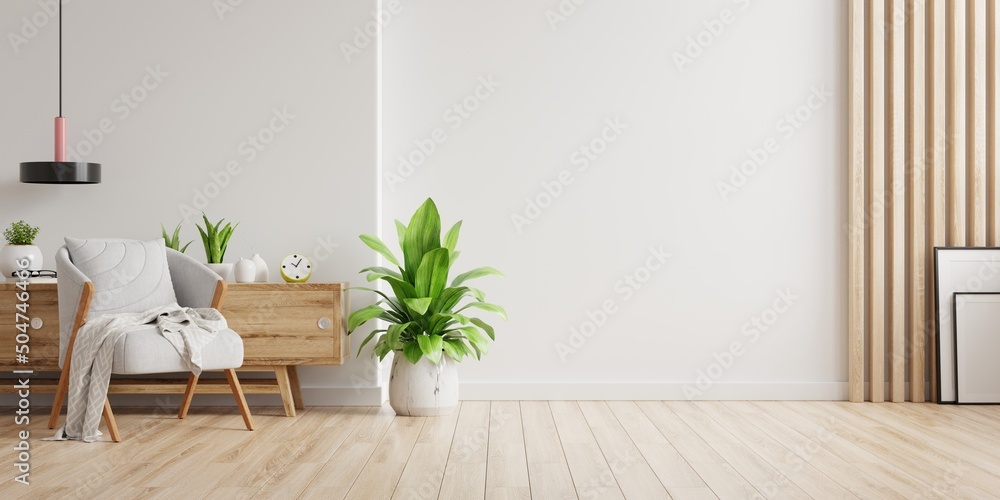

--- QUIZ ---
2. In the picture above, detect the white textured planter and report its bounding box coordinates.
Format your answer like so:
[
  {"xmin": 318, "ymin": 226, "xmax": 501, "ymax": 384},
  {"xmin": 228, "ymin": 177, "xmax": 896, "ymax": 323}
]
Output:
[
  {"xmin": 0, "ymin": 245, "xmax": 43, "ymax": 278},
  {"xmin": 205, "ymin": 263, "xmax": 234, "ymax": 281},
  {"xmin": 389, "ymin": 354, "xmax": 458, "ymax": 416}
]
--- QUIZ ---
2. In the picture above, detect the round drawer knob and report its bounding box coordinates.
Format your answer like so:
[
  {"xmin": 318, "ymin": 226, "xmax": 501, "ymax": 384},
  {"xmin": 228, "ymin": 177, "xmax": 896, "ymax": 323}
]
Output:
[
  {"xmin": 318, "ymin": 317, "xmax": 332, "ymax": 330},
  {"xmin": 31, "ymin": 317, "xmax": 43, "ymax": 330}
]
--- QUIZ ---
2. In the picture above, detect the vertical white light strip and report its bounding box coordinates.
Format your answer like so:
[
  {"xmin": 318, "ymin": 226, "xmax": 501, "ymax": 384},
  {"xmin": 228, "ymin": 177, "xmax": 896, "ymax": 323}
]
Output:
[{"xmin": 375, "ymin": 0, "xmax": 389, "ymax": 398}]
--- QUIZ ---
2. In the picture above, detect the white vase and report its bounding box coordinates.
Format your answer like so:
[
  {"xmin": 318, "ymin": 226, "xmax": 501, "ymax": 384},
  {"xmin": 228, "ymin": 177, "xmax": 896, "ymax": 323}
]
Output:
[
  {"xmin": 250, "ymin": 253, "xmax": 269, "ymax": 282},
  {"xmin": 389, "ymin": 353, "xmax": 458, "ymax": 416},
  {"xmin": 0, "ymin": 245, "xmax": 43, "ymax": 279},
  {"xmin": 234, "ymin": 258, "xmax": 256, "ymax": 283},
  {"xmin": 205, "ymin": 263, "xmax": 234, "ymax": 281}
]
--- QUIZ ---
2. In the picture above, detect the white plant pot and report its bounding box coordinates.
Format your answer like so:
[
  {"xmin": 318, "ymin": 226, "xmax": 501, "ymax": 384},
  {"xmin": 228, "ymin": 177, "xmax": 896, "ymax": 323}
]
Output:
[
  {"xmin": 234, "ymin": 258, "xmax": 256, "ymax": 283},
  {"xmin": 205, "ymin": 263, "xmax": 234, "ymax": 282},
  {"xmin": 0, "ymin": 245, "xmax": 43, "ymax": 279},
  {"xmin": 389, "ymin": 353, "xmax": 458, "ymax": 416}
]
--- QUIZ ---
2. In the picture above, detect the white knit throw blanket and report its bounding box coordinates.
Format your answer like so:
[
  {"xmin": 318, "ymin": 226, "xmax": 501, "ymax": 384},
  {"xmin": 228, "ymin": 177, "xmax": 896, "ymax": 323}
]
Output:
[{"xmin": 46, "ymin": 304, "xmax": 227, "ymax": 442}]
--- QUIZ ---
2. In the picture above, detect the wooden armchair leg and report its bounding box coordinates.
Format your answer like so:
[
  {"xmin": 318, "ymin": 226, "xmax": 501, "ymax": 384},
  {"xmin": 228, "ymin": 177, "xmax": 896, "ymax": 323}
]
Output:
[
  {"xmin": 103, "ymin": 398, "xmax": 121, "ymax": 442},
  {"xmin": 48, "ymin": 366, "xmax": 70, "ymax": 429},
  {"xmin": 225, "ymin": 369, "xmax": 254, "ymax": 431},
  {"xmin": 179, "ymin": 374, "xmax": 199, "ymax": 419}
]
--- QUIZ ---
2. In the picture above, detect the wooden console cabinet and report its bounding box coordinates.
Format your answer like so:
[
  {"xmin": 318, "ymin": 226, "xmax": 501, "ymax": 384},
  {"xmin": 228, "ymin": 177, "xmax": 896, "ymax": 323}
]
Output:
[{"xmin": 1, "ymin": 281, "xmax": 349, "ymax": 416}]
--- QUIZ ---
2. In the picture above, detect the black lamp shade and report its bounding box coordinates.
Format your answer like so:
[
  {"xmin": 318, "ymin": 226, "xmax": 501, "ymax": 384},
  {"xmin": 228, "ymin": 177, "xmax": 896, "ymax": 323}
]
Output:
[{"xmin": 20, "ymin": 162, "xmax": 101, "ymax": 184}]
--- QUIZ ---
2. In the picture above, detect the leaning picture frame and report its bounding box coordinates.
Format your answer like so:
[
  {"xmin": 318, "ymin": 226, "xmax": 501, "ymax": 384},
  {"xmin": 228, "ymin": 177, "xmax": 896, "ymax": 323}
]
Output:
[
  {"xmin": 933, "ymin": 247, "xmax": 1000, "ymax": 403},
  {"xmin": 953, "ymin": 293, "xmax": 1000, "ymax": 404}
]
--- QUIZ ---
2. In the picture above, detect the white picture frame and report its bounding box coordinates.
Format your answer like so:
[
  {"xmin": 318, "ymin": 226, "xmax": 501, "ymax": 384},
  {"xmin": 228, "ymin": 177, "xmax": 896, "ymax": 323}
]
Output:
[
  {"xmin": 934, "ymin": 248, "xmax": 1000, "ymax": 403},
  {"xmin": 953, "ymin": 293, "xmax": 1000, "ymax": 404}
]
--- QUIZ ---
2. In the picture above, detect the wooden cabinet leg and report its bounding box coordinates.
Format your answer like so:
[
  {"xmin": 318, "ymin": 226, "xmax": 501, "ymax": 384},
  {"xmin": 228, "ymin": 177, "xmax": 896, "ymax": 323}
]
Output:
[
  {"xmin": 273, "ymin": 366, "xmax": 297, "ymax": 417},
  {"xmin": 287, "ymin": 365, "xmax": 305, "ymax": 411}
]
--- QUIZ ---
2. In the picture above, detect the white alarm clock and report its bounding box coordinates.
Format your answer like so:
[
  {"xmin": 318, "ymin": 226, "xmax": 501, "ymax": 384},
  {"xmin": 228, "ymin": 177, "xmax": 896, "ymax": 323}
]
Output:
[{"xmin": 279, "ymin": 254, "xmax": 313, "ymax": 283}]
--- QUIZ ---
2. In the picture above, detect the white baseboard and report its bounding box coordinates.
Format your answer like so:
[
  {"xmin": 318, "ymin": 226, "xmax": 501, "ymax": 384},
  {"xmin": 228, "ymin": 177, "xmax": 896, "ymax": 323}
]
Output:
[
  {"xmin": 457, "ymin": 382, "xmax": 848, "ymax": 401},
  {"xmin": 0, "ymin": 382, "xmax": 849, "ymax": 408},
  {"xmin": 0, "ymin": 385, "xmax": 386, "ymax": 408}
]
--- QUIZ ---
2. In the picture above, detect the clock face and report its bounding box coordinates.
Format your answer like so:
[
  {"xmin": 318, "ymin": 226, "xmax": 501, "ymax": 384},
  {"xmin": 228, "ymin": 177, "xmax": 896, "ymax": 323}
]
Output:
[{"xmin": 280, "ymin": 254, "xmax": 313, "ymax": 283}]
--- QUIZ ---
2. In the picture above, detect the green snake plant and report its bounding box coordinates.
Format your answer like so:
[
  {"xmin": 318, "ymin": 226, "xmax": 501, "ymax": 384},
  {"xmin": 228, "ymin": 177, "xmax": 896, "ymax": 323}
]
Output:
[
  {"xmin": 348, "ymin": 198, "xmax": 506, "ymax": 365},
  {"xmin": 161, "ymin": 222, "xmax": 193, "ymax": 254},
  {"xmin": 196, "ymin": 214, "xmax": 238, "ymax": 264}
]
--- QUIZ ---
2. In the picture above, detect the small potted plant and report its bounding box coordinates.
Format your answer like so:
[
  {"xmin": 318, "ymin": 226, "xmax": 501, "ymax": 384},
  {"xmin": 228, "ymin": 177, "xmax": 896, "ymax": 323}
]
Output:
[
  {"xmin": 0, "ymin": 220, "xmax": 43, "ymax": 279},
  {"xmin": 161, "ymin": 222, "xmax": 193, "ymax": 254},
  {"xmin": 348, "ymin": 198, "xmax": 506, "ymax": 416},
  {"xmin": 196, "ymin": 214, "xmax": 238, "ymax": 281}
]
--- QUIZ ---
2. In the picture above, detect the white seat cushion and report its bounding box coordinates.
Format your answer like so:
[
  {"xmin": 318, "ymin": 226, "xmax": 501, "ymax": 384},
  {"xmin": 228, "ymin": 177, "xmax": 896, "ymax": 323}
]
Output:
[{"xmin": 112, "ymin": 327, "xmax": 244, "ymax": 375}]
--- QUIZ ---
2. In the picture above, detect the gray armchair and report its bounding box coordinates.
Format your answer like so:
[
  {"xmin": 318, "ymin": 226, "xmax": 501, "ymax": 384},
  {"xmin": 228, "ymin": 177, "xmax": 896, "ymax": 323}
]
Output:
[{"xmin": 48, "ymin": 245, "xmax": 254, "ymax": 441}]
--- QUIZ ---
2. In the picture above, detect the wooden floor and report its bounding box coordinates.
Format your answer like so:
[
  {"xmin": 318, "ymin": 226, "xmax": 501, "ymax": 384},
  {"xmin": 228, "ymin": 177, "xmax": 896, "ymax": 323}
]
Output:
[{"xmin": 2, "ymin": 401, "xmax": 999, "ymax": 499}]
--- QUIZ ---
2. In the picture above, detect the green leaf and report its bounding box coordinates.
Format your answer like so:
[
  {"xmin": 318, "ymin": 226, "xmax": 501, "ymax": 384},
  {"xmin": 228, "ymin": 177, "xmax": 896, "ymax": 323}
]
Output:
[
  {"xmin": 360, "ymin": 266, "xmax": 403, "ymax": 280},
  {"xmin": 402, "ymin": 198, "xmax": 442, "ymax": 282},
  {"xmin": 451, "ymin": 267, "xmax": 504, "ymax": 287},
  {"xmin": 467, "ymin": 287, "xmax": 486, "ymax": 302},
  {"xmin": 415, "ymin": 248, "xmax": 451, "ymax": 298},
  {"xmin": 394, "ymin": 220, "xmax": 407, "ymax": 247},
  {"xmin": 403, "ymin": 297, "xmax": 432, "ymax": 316},
  {"xmin": 179, "ymin": 241, "xmax": 192, "ymax": 254},
  {"xmin": 443, "ymin": 220, "xmax": 462, "ymax": 252},
  {"xmin": 348, "ymin": 304, "xmax": 386, "ymax": 333},
  {"xmin": 449, "ymin": 251, "xmax": 461, "ymax": 267},
  {"xmin": 457, "ymin": 302, "xmax": 508, "ymax": 322},
  {"xmin": 196, "ymin": 224, "xmax": 211, "ymax": 262},
  {"xmin": 386, "ymin": 322, "xmax": 412, "ymax": 349},
  {"xmin": 359, "ymin": 234, "xmax": 401, "ymax": 267},
  {"xmin": 470, "ymin": 317, "xmax": 495, "ymax": 340},
  {"xmin": 350, "ymin": 286, "xmax": 407, "ymax": 317},
  {"xmin": 416, "ymin": 335, "xmax": 443, "ymax": 364},
  {"xmin": 355, "ymin": 329, "xmax": 386, "ymax": 357},
  {"xmin": 384, "ymin": 276, "xmax": 419, "ymax": 301},
  {"xmin": 402, "ymin": 342, "xmax": 423, "ymax": 364},
  {"xmin": 171, "ymin": 223, "xmax": 182, "ymax": 247},
  {"xmin": 462, "ymin": 327, "xmax": 489, "ymax": 352},
  {"xmin": 431, "ymin": 286, "xmax": 475, "ymax": 315},
  {"xmin": 442, "ymin": 338, "xmax": 465, "ymax": 361}
]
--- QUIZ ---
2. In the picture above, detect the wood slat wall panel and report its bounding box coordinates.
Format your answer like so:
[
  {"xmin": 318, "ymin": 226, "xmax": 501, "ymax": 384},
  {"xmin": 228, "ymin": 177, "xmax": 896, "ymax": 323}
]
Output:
[
  {"xmin": 949, "ymin": 0, "xmax": 968, "ymax": 245},
  {"xmin": 928, "ymin": 0, "xmax": 948, "ymax": 403},
  {"xmin": 868, "ymin": 0, "xmax": 888, "ymax": 403},
  {"xmin": 969, "ymin": 0, "xmax": 988, "ymax": 246},
  {"xmin": 887, "ymin": 0, "xmax": 908, "ymax": 402},
  {"xmin": 988, "ymin": 0, "xmax": 1000, "ymax": 245},
  {"xmin": 849, "ymin": 0, "xmax": 867, "ymax": 403},
  {"xmin": 849, "ymin": 0, "xmax": 994, "ymax": 402},
  {"xmin": 907, "ymin": 0, "xmax": 927, "ymax": 403}
]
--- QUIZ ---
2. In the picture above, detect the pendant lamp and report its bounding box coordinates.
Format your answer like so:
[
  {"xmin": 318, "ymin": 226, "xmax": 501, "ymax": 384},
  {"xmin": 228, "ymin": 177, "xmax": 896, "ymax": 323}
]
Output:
[{"xmin": 20, "ymin": 0, "xmax": 101, "ymax": 184}]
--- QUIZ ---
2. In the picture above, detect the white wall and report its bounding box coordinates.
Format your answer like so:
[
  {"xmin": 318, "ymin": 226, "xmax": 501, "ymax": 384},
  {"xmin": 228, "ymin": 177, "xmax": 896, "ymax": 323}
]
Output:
[
  {"xmin": 0, "ymin": 0, "xmax": 847, "ymax": 404},
  {"xmin": 0, "ymin": 0, "xmax": 383, "ymax": 405},
  {"xmin": 381, "ymin": 0, "xmax": 847, "ymax": 399}
]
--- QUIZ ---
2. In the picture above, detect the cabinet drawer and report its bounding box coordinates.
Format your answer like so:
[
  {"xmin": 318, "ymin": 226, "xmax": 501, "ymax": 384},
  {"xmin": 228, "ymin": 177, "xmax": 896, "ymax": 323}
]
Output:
[
  {"xmin": 0, "ymin": 284, "xmax": 61, "ymax": 371},
  {"xmin": 222, "ymin": 283, "xmax": 348, "ymax": 366}
]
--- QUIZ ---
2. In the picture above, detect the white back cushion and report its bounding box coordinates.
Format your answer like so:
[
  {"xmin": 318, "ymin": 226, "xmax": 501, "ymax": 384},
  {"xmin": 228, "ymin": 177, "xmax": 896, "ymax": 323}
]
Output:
[{"xmin": 65, "ymin": 238, "xmax": 178, "ymax": 317}]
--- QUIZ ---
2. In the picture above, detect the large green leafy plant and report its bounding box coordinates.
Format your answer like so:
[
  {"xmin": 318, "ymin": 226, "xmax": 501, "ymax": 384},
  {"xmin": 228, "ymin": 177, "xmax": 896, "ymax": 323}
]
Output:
[{"xmin": 348, "ymin": 198, "xmax": 506, "ymax": 365}]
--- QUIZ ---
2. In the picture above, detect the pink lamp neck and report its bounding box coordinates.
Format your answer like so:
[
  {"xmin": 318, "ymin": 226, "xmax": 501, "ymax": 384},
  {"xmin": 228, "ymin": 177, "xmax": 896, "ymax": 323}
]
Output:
[{"xmin": 54, "ymin": 116, "xmax": 65, "ymax": 162}]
